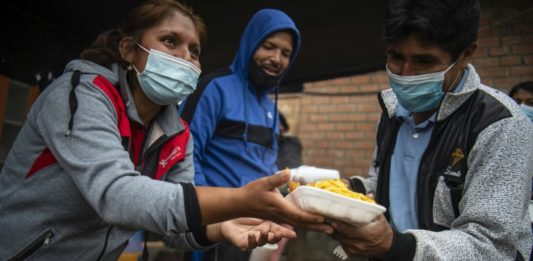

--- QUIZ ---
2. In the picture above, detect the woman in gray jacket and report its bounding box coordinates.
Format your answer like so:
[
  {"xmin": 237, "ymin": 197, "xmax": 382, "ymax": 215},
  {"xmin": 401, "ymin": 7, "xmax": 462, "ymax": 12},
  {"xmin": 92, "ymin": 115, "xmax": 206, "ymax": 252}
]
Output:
[{"xmin": 0, "ymin": 1, "xmax": 332, "ymax": 260}]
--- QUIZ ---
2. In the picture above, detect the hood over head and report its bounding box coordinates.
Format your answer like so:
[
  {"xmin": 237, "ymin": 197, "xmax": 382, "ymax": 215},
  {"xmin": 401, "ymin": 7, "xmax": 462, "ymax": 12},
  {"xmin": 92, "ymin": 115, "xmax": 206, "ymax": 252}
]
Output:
[{"xmin": 230, "ymin": 9, "xmax": 301, "ymax": 85}]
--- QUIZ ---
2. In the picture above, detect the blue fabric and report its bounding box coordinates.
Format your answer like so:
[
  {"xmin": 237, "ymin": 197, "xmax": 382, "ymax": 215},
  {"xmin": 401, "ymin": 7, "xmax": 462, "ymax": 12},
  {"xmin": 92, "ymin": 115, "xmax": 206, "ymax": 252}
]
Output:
[
  {"xmin": 179, "ymin": 9, "xmax": 301, "ymax": 188},
  {"xmin": 122, "ymin": 231, "xmax": 144, "ymax": 253},
  {"xmin": 389, "ymin": 70, "xmax": 467, "ymax": 232}
]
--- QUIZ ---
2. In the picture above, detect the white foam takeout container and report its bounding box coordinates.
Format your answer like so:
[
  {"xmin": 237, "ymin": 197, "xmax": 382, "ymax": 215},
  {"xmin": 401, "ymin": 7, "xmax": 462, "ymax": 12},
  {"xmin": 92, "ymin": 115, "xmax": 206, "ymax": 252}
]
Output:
[{"xmin": 286, "ymin": 186, "xmax": 386, "ymax": 225}]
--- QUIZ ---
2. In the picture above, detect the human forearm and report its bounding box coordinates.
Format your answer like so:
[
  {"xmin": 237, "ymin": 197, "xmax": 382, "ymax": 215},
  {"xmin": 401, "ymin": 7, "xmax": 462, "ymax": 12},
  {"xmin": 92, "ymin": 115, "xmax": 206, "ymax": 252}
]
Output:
[{"xmin": 196, "ymin": 186, "xmax": 247, "ymax": 224}]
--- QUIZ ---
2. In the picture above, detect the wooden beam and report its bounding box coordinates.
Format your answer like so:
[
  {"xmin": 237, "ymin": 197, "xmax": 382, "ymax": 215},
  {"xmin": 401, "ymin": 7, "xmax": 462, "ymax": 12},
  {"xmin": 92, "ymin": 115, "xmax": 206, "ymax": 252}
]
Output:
[{"xmin": 26, "ymin": 85, "xmax": 40, "ymax": 115}]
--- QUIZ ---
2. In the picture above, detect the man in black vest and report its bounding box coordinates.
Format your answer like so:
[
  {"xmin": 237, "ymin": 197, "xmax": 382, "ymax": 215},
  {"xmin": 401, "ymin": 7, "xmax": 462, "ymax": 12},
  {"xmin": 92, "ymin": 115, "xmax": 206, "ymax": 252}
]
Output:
[{"xmin": 333, "ymin": 0, "xmax": 533, "ymax": 260}]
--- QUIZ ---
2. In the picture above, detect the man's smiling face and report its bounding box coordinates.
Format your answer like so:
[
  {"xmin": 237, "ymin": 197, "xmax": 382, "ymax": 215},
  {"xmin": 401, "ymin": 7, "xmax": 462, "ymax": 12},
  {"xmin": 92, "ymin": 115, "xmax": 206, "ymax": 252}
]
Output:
[{"xmin": 252, "ymin": 31, "xmax": 294, "ymax": 77}]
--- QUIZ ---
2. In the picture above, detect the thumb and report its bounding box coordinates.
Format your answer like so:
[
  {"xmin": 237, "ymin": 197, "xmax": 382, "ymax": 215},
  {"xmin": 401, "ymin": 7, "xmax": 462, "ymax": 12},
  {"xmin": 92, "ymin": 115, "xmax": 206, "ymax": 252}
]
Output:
[{"xmin": 265, "ymin": 169, "xmax": 290, "ymax": 189}]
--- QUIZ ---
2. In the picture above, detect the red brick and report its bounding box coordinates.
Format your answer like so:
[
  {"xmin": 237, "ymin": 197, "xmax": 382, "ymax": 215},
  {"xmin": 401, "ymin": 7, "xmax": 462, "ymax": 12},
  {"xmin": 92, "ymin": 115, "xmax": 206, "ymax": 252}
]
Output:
[
  {"xmin": 329, "ymin": 114, "xmax": 345, "ymax": 122},
  {"xmin": 317, "ymin": 123, "xmax": 335, "ymax": 131},
  {"xmin": 473, "ymin": 47, "xmax": 489, "ymax": 58},
  {"xmin": 335, "ymin": 141, "xmax": 355, "ymax": 149},
  {"xmin": 500, "ymin": 56, "xmax": 522, "ymax": 66},
  {"xmin": 489, "ymin": 47, "xmax": 509, "ymax": 56},
  {"xmin": 309, "ymin": 96, "xmax": 330, "ymax": 104},
  {"xmin": 300, "ymin": 97, "xmax": 311, "ymax": 105},
  {"xmin": 355, "ymin": 95, "xmax": 371, "ymax": 102},
  {"xmin": 525, "ymin": 55, "xmax": 533, "ymax": 65},
  {"xmin": 345, "ymin": 113, "xmax": 368, "ymax": 121},
  {"xmin": 370, "ymin": 73, "xmax": 389, "ymax": 84},
  {"xmin": 301, "ymin": 105, "xmax": 318, "ymax": 113},
  {"xmin": 502, "ymin": 36, "xmax": 522, "ymax": 45},
  {"xmin": 299, "ymin": 123, "xmax": 317, "ymax": 132},
  {"xmin": 300, "ymin": 132, "xmax": 325, "ymax": 140},
  {"xmin": 336, "ymin": 123, "xmax": 355, "ymax": 131},
  {"xmin": 480, "ymin": 67, "xmax": 509, "ymax": 77},
  {"xmin": 493, "ymin": 77, "xmax": 523, "ymax": 90},
  {"xmin": 378, "ymin": 84, "xmax": 390, "ymax": 91},
  {"xmin": 351, "ymin": 75, "xmax": 370, "ymax": 84},
  {"xmin": 360, "ymin": 84, "xmax": 381, "ymax": 92},
  {"xmin": 472, "ymin": 57, "xmax": 499, "ymax": 67},
  {"xmin": 344, "ymin": 150, "xmax": 368, "ymax": 158},
  {"xmin": 519, "ymin": 76, "xmax": 533, "ymax": 82},
  {"xmin": 315, "ymin": 141, "xmax": 333, "ymax": 149},
  {"xmin": 318, "ymin": 104, "xmax": 337, "ymax": 113},
  {"xmin": 354, "ymin": 159, "xmax": 371, "ymax": 168},
  {"xmin": 303, "ymin": 149, "xmax": 326, "ymax": 157},
  {"xmin": 345, "ymin": 133, "xmax": 366, "ymax": 141},
  {"xmin": 331, "ymin": 96, "xmax": 349, "ymax": 104},
  {"xmin": 477, "ymin": 26, "xmax": 492, "ymax": 38},
  {"xmin": 326, "ymin": 132, "xmax": 343, "ymax": 140},
  {"xmin": 337, "ymin": 104, "xmax": 357, "ymax": 112},
  {"xmin": 510, "ymin": 66, "xmax": 533, "ymax": 76},
  {"xmin": 331, "ymin": 77, "xmax": 351, "ymax": 85},
  {"xmin": 481, "ymin": 79, "xmax": 494, "ymax": 87},
  {"xmin": 338, "ymin": 85, "xmax": 360, "ymax": 93},
  {"xmin": 513, "ymin": 44, "xmax": 533, "ymax": 54},
  {"xmin": 309, "ymin": 114, "xmax": 328, "ymax": 122},
  {"xmin": 478, "ymin": 16, "xmax": 491, "ymax": 26},
  {"xmin": 478, "ymin": 37, "xmax": 500, "ymax": 47},
  {"xmin": 354, "ymin": 123, "xmax": 375, "ymax": 131},
  {"xmin": 354, "ymin": 141, "xmax": 374, "ymax": 149},
  {"xmin": 357, "ymin": 103, "xmax": 378, "ymax": 112},
  {"xmin": 513, "ymin": 24, "xmax": 533, "ymax": 34}
]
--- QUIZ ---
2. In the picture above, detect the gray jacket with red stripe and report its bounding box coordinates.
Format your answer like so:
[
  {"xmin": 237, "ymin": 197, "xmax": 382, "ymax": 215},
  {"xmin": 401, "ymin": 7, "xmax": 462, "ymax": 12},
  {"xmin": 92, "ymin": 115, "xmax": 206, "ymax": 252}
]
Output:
[{"xmin": 0, "ymin": 60, "xmax": 211, "ymax": 260}]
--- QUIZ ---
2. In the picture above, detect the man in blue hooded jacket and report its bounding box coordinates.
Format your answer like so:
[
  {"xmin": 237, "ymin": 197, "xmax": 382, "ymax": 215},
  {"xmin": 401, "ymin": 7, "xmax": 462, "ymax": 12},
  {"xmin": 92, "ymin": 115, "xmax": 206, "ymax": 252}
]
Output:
[{"xmin": 179, "ymin": 8, "xmax": 300, "ymax": 260}]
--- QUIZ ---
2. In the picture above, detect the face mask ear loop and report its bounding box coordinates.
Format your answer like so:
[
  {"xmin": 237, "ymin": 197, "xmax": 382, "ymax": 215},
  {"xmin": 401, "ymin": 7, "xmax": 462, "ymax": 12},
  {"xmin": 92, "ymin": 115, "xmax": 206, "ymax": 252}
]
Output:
[
  {"xmin": 437, "ymin": 59, "xmax": 462, "ymax": 119},
  {"xmin": 135, "ymin": 42, "xmax": 150, "ymax": 54},
  {"xmin": 444, "ymin": 53, "xmax": 465, "ymax": 93},
  {"xmin": 445, "ymin": 68, "xmax": 462, "ymax": 93}
]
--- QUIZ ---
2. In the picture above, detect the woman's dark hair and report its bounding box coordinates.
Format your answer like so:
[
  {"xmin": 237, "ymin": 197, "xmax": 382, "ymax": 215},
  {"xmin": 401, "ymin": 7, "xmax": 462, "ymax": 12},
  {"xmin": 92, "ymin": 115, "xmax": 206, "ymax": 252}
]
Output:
[
  {"xmin": 80, "ymin": 0, "xmax": 206, "ymax": 67},
  {"xmin": 383, "ymin": 0, "xmax": 480, "ymax": 61},
  {"xmin": 509, "ymin": 81, "xmax": 533, "ymax": 98}
]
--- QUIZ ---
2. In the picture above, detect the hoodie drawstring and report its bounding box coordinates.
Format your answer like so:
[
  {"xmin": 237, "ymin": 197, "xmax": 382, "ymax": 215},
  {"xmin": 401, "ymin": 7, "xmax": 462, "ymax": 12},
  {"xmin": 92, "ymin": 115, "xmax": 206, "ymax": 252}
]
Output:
[
  {"xmin": 272, "ymin": 86, "xmax": 279, "ymax": 149},
  {"xmin": 242, "ymin": 82, "xmax": 250, "ymax": 151}
]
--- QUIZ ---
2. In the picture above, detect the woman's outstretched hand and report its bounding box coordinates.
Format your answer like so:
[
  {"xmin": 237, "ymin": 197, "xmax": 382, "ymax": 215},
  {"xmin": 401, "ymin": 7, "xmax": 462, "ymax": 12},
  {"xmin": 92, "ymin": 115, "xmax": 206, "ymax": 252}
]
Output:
[{"xmin": 208, "ymin": 218, "xmax": 295, "ymax": 251}]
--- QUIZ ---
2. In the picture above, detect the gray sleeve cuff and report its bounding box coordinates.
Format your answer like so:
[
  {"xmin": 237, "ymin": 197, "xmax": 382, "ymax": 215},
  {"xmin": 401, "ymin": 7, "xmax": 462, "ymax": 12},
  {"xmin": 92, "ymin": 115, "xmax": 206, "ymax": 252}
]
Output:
[{"xmin": 348, "ymin": 176, "xmax": 370, "ymax": 194}]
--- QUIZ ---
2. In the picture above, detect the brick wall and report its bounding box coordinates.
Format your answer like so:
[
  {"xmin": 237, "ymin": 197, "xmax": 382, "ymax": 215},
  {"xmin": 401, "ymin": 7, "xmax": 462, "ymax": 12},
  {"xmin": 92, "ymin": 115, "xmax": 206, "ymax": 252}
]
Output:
[
  {"xmin": 474, "ymin": 0, "xmax": 533, "ymax": 89},
  {"xmin": 278, "ymin": 0, "xmax": 533, "ymax": 178}
]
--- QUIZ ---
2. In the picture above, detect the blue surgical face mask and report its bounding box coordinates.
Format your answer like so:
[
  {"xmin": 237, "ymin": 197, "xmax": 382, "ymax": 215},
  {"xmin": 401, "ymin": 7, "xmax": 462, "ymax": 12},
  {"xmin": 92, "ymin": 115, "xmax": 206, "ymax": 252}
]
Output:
[
  {"xmin": 520, "ymin": 103, "xmax": 533, "ymax": 123},
  {"xmin": 387, "ymin": 62, "xmax": 456, "ymax": 113},
  {"xmin": 133, "ymin": 44, "xmax": 201, "ymax": 105}
]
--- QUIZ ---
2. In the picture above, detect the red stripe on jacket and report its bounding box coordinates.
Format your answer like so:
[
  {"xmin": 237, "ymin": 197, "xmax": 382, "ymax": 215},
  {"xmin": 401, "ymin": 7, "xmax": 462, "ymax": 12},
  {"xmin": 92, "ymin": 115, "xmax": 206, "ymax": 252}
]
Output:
[
  {"xmin": 92, "ymin": 76, "xmax": 131, "ymax": 139},
  {"xmin": 26, "ymin": 148, "xmax": 56, "ymax": 178}
]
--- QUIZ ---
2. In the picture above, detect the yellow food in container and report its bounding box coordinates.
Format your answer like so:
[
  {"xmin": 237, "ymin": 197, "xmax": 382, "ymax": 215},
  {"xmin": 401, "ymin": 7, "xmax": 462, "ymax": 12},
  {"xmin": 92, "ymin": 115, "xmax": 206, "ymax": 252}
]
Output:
[{"xmin": 288, "ymin": 179, "xmax": 375, "ymax": 204}]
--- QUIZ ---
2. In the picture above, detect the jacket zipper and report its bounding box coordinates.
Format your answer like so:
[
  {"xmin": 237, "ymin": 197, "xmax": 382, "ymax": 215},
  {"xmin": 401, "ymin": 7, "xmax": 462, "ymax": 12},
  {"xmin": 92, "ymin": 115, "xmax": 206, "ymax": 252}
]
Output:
[{"xmin": 9, "ymin": 230, "xmax": 54, "ymax": 261}]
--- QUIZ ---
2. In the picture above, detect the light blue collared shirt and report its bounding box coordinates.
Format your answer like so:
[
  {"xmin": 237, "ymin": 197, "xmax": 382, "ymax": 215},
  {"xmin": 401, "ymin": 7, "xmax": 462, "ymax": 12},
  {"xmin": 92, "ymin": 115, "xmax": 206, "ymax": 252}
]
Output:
[{"xmin": 389, "ymin": 70, "xmax": 468, "ymax": 232}]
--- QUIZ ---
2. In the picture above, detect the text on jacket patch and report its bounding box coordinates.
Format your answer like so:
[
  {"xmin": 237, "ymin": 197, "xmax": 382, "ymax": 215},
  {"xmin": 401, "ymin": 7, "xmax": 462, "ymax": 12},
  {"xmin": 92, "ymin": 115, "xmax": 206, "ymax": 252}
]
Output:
[{"xmin": 159, "ymin": 146, "xmax": 182, "ymax": 168}]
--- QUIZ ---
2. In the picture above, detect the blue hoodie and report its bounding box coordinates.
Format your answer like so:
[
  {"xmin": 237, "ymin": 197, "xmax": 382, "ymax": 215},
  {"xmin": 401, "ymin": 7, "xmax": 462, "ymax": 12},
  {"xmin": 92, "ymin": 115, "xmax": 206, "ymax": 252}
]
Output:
[{"xmin": 180, "ymin": 9, "xmax": 301, "ymax": 187}]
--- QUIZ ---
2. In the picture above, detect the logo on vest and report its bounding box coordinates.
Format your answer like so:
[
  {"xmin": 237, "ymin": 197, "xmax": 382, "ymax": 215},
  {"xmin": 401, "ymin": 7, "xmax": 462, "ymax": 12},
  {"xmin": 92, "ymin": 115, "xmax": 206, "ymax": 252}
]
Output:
[
  {"xmin": 159, "ymin": 146, "xmax": 182, "ymax": 168},
  {"xmin": 451, "ymin": 148, "xmax": 464, "ymax": 167}
]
